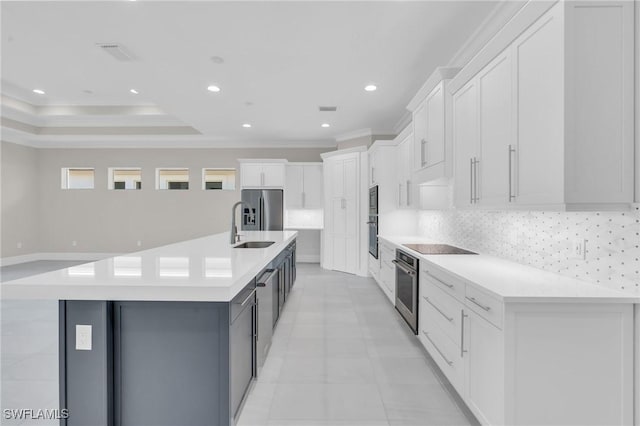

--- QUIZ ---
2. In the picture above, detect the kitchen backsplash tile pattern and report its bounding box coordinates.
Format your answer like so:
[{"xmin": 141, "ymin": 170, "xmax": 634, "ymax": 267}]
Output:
[{"xmin": 418, "ymin": 205, "xmax": 640, "ymax": 294}]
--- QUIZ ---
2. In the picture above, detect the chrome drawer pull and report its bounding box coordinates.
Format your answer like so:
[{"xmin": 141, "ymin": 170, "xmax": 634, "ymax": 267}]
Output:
[
  {"xmin": 424, "ymin": 271, "xmax": 454, "ymax": 289},
  {"xmin": 423, "ymin": 296, "xmax": 453, "ymax": 322},
  {"xmin": 421, "ymin": 331, "xmax": 453, "ymax": 366},
  {"xmin": 466, "ymin": 296, "xmax": 491, "ymax": 311}
]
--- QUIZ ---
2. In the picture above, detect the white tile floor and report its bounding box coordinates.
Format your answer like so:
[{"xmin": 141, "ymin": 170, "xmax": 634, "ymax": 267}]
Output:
[
  {"xmin": 0, "ymin": 262, "xmax": 476, "ymax": 426},
  {"xmin": 237, "ymin": 264, "xmax": 476, "ymax": 426}
]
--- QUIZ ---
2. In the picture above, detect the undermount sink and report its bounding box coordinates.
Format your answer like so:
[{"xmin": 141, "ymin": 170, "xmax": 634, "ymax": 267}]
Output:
[{"xmin": 234, "ymin": 241, "xmax": 275, "ymax": 249}]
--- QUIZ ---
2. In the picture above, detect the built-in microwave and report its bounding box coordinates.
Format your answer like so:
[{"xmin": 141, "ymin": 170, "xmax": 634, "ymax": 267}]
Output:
[{"xmin": 369, "ymin": 186, "xmax": 378, "ymax": 215}]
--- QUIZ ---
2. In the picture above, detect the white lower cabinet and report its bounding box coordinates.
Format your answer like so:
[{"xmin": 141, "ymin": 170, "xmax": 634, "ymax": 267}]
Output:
[
  {"xmin": 418, "ymin": 263, "xmax": 634, "ymax": 425},
  {"xmin": 373, "ymin": 241, "xmax": 395, "ymax": 303}
]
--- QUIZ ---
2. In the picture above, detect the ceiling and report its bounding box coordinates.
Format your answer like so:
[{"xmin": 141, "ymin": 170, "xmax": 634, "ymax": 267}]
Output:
[{"xmin": 1, "ymin": 1, "xmax": 500, "ymax": 148}]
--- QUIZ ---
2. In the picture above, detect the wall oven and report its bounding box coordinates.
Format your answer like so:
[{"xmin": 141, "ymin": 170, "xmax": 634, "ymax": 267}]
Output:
[
  {"xmin": 367, "ymin": 216, "xmax": 378, "ymax": 259},
  {"xmin": 393, "ymin": 250, "xmax": 418, "ymax": 334},
  {"xmin": 368, "ymin": 186, "xmax": 379, "ymax": 258}
]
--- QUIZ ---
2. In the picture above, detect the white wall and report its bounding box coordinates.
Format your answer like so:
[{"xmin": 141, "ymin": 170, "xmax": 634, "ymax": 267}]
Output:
[
  {"xmin": 1, "ymin": 145, "xmax": 330, "ymax": 256},
  {"xmin": 1, "ymin": 142, "xmax": 40, "ymax": 257}
]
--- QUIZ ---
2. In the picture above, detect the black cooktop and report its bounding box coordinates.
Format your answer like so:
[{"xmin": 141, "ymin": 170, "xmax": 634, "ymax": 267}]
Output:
[{"xmin": 402, "ymin": 244, "xmax": 477, "ymax": 255}]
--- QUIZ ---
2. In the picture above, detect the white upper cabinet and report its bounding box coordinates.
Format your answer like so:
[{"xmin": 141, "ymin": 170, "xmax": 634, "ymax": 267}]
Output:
[
  {"xmin": 396, "ymin": 131, "xmax": 416, "ymax": 209},
  {"xmin": 453, "ymin": 80, "xmax": 479, "ymax": 207},
  {"xmin": 476, "ymin": 51, "xmax": 513, "ymax": 207},
  {"xmin": 408, "ymin": 67, "xmax": 459, "ymax": 185},
  {"xmin": 450, "ymin": 1, "xmax": 635, "ymax": 210},
  {"xmin": 239, "ymin": 160, "xmax": 286, "ymax": 188},
  {"xmin": 285, "ymin": 163, "xmax": 323, "ymax": 209}
]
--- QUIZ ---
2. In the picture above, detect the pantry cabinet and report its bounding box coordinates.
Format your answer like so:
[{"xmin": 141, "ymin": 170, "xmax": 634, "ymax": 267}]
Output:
[
  {"xmin": 239, "ymin": 160, "xmax": 286, "ymax": 189},
  {"xmin": 451, "ymin": 1, "xmax": 635, "ymax": 210},
  {"xmin": 322, "ymin": 149, "xmax": 363, "ymax": 275}
]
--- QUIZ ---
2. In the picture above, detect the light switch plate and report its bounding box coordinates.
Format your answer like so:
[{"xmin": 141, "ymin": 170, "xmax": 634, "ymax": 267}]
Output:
[{"xmin": 75, "ymin": 324, "xmax": 92, "ymax": 351}]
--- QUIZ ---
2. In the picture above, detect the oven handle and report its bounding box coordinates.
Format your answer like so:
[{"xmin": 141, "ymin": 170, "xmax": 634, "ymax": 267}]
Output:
[{"xmin": 392, "ymin": 259, "xmax": 416, "ymax": 276}]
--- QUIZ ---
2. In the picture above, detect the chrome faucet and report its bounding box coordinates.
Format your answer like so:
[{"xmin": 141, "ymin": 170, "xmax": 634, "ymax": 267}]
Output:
[{"xmin": 230, "ymin": 201, "xmax": 252, "ymax": 244}]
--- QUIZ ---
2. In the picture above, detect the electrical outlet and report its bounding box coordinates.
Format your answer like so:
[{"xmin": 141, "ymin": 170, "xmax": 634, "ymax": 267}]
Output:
[
  {"xmin": 75, "ymin": 325, "xmax": 92, "ymax": 351},
  {"xmin": 16, "ymin": 241, "xmax": 22, "ymax": 249},
  {"xmin": 72, "ymin": 240, "xmax": 77, "ymax": 247},
  {"xmin": 136, "ymin": 240, "xmax": 142, "ymax": 247},
  {"xmin": 571, "ymin": 238, "xmax": 586, "ymax": 260}
]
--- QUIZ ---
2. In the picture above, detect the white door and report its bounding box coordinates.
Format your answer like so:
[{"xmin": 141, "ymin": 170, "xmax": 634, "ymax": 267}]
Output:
[
  {"xmin": 453, "ymin": 80, "xmax": 478, "ymax": 207},
  {"xmin": 303, "ymin": 164, "xmax": 323, "ymax": 209},
  {"xmin": 326, "ymin": 155, "xmax": 358, "ymax": 275},
  {"xmin": 285, "ymin": 165, "xmax": 304, "ymax": 208},
  {"xmin": 261, "ymin": 164, "xmax": 285, "ymax": 187},
  {"xmin": 241, "ymin": 164, "xmax": 263, "ymax": 188},
  {"xmin": 343, "ymin": 157, "xmax": 358, "ymax": 274},
  {"xmin": 464, "ymin": 309, "xmax": 504, "ymax": 425},
  {"xmin": 513, "ymin": 6, "xmax": 564, "ymax": 205},
  {"xmin": 477, "ymin": 51, "xmax": 513, "ymax": 206},
  {"xmin": 425, "ymin": 83, "xmax": 445, "ymax": 167}
]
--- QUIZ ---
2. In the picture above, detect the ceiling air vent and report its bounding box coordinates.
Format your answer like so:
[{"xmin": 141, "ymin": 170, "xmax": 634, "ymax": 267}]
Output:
[
  {"xmin": 318, "ymin": 106, "xmax": 337, "ymax": 112},
  {"xmin": 96, "ymin": 43, "xmax": 135, "ymax": 61}
]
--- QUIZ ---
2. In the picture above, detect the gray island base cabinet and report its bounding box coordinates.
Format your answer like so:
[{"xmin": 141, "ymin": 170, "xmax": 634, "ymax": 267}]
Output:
[
  {"xmin": 56, "ymin": 237, "xmax": 297, "ymax": 426},
  {"xmin": 60, "ymin": 298, "xmax": 238, "ymax": 426}
]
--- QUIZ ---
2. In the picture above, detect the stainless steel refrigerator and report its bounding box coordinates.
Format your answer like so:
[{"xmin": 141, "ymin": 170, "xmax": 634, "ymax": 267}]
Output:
[{"xmin": 240, "ymin": 189, "xmax": 284, "ymax": 231}]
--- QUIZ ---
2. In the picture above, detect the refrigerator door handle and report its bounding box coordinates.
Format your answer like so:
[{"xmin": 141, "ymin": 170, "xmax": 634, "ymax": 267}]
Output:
[{"xmin": 260, "ymin": 197, "xmax": 264, "ymax": 230}]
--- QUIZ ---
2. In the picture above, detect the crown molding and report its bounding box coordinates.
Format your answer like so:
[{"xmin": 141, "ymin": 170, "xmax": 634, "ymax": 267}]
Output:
[
  {"xmin": 334, "ymin": 128, "xmax": 372, "ymax": 142},
  {"xmin": 446, "ymin": 0, "xmax": 528, "ymax": 69}
]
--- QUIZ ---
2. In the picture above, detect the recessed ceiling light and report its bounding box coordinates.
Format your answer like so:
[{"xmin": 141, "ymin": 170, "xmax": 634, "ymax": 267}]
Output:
[
  {"xmin": 364, "ymin": 84, "xmax": 377, "ymax": 92},
  {"xmin": 32, "ymin": 89, "xmax": 45, "ymax": 95},
  {"xmin": 129, "ymin": 89, "xmax": 139, "ymax": 94},
  {"xmin": 207, "ymin": 85, "xmax": 221, "ymax": 92},
  {"xmin": 211, "ymin": 56, "xmax": 225, "ymax": 64},
  {"xmin": 321, "ymin": 123, "xmax": 330, "ymax": 128},
  {"xmin": 242, "ymin": 123, "xmax": 252, "ymax": 128}
]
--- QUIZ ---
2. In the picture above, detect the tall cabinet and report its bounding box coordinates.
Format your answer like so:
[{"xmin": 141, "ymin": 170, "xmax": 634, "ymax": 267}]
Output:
[{"xmin": 321, "ymin": 147, "xmax": 367, "ymax": 276}]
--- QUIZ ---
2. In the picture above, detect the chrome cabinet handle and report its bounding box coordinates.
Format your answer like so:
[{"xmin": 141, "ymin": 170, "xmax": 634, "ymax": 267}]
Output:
[
  {"xmin": 423, "ymin": 296, "xmax": 453, "ymax": 322},
  {"xmin": 302, "ymin": 191, "xmax": 306, "ymax": 208},
  {"xmin": 421, "ymin": 139, "xmax": 427, "ymax": 167},
  {"xmin": 508, "ymin": 145, "xmax": 516, "ymax": 202},
  {"xmin": 406, "ymin": 180, "xmax": 411, "ymax": 206},
  {"xmin": 424, "ymin": 270, "xmax": 454, "ymax": 289},
  {"xmin": 473, "ymin": 158, "xmax": 480, "ymax": 203},
  {"xmin": 237, "ymin": 288, "xmax": 257, "ymax": 307},
  {"xmin": 461, "ymin": 310, "xmax": 468, "ymax": 358},
  {"xmin": 466, "ymin": 296, "xmax": 491, "ymax": 311},
  {"xmin": 422, "ymin": 331, "xmax": 453, "ymax": 366},
  {"xmin": 392, "ymin": 259, "xmax": 416, "ymax": 276},
  {"xmin": 469, "ymin": 157, "xmax": 473, "ymax": 204},
  {"xmin": 398, "ymin": 183, "xmax": 402, "ymax": 206},
  {"xmin": 341, "ymin": 198, "xmax": 346, "ymax": 209}
]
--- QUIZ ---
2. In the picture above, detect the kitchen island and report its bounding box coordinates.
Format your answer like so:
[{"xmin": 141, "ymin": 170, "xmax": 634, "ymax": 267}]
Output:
[{"xmin": 2, "ymin": 230, "xmax": 298, "ymax": 426}]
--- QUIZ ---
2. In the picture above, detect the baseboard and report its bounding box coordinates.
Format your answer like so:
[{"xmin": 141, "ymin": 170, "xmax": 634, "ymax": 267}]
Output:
[
  {"xmin": 297, "ymin": 255, "xmax": 320, "ymax": 263},
  {"xmin": 1, "ymin": 252, "xmax": 119, "ymax": 267}
]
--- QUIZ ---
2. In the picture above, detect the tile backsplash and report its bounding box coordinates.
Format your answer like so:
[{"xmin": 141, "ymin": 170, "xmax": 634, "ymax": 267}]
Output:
[{"xmin": 418, "ymin": 205, "xmax": 640, "ymax": 294}]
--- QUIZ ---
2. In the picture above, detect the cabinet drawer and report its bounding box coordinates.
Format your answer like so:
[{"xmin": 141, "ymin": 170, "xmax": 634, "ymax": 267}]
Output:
[
  {"xmin": 421, "ymin": 280, "xmax": 463, "ymax": 346},
  {"xmin": 420, "ymin": 265, "xmax": 464, "ymax": 301},
  {"xmin": 464, "ymin": 285, "xmax": 503, "ymax": 329},
  {"xmin": 418, "ymin": 310, "xmax": 463, "ymax": 392}
]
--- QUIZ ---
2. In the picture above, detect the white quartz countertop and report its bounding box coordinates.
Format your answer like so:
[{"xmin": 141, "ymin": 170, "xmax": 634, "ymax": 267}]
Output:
[
  {"xmin": 380, "ymin": 236, "xmax": 639, "ymax": 304},
  {"xmin": 1, "ymin": 231, "xmax": 297, "ymax": 302}
]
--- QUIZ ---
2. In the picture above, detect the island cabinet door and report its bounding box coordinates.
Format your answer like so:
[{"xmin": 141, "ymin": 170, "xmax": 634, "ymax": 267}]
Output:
[{"xmin": 113, "ymin": 302, "xmax": 231, "ymax": 426}]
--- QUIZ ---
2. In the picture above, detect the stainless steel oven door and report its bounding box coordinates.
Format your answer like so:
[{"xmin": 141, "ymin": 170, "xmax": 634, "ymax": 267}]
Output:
[
  {"xmin": 367, "ymin": 216, "xmax": 378, "ymax": 258},
  {"xmin": 394, "ymin": 258, "xmax": 418, "ymax": 334}
]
